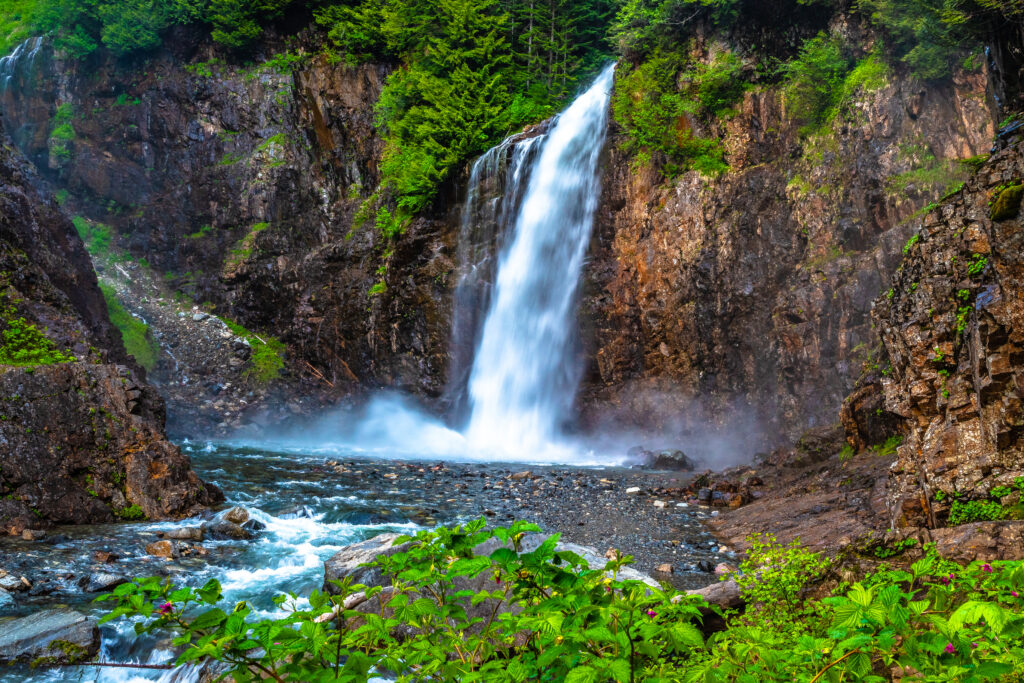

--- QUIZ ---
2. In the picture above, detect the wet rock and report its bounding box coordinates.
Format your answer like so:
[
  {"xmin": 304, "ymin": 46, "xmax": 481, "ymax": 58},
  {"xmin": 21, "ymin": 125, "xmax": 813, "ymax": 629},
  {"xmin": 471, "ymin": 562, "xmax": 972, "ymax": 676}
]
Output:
[
  {"xmin": 510, "ymin": 471, "xmax": 532, "ymax": 481},
  {"xmin": 651, "ymin": 450, "xmax": 696, "ymax": 472},
  {"xmin": 0, "ymin": 589, "xmax": 14, "ymax": 608},
  {"xmin": 655, "ymin": 563, "xmax": 673, "ymax": 573},
  {"xmin": 145, "ymin": 540, "xmax": 177, "ymax": 558},
  {"xmin": 224, "ymin": 507, "xmax": 250, "ymax": 525},
  {"xmin": 0, "ymin": 575, "xmax": 29, "ymax": 592},
  {"xmin": 0, "ymin": 608, "xmax": 100, "ymax": 664},
  {"xmin": 161, "ymin": 526, "xmax": 204, "ymax": 541},
  {"xmin": 80, "ymin": 573, "xmax": 129, "ymax": 593},
  {"xmin": 92, "ymin": 551, "xmax": 119, "ymax": 563},
  {"xmin": 21, "ymin": 529, "xmax": 46, "ymax": 541},
  {"xmin": 203, "ymin": 520, "xmax": 253, "ymax": 541}
]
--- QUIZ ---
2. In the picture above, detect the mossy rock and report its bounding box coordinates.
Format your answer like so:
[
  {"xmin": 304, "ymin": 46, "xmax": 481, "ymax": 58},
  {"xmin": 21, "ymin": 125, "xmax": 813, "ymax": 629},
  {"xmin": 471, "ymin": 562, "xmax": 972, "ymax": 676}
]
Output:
[{"xmin": 991, "ymin": 183, "xmax": 1024, "ymax": 221}]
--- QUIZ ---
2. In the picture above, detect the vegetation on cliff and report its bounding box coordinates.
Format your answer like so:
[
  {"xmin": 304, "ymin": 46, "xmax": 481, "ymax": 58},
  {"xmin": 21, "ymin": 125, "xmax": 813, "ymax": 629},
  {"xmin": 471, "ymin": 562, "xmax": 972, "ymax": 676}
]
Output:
[{"xmin": 97, "ymin": 519, "xmax": 1024, "ymax": 681}]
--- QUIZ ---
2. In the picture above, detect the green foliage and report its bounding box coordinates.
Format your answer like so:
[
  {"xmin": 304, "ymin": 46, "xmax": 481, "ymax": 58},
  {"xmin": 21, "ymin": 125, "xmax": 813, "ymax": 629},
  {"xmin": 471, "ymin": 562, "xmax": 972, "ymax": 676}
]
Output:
[
  {"xmin": 186, "ymin": 224, "xmax": 213, "ymax": 239},
  {"xmin": 780, "ymin": 32, "xmax": 851, "ymax": 129},
  {"xmin": 222, "ymin": 317, "xmax": 285, "ymax": 384},
  {"xmin": 948, "ymin": 499, "xmax": 1008, "ymax": 526},
  {"xmin": 903, "ymin": 233, "xmax": 920, "ymax": 255},
  {"xmin": 731, "ymin": 533, "xmax": 831, "ymax": 629},
  {"xmin": 872, "ymin": 434, "xmax": 903, "ymax": 456},
  {"xmin": 73, "ymin": 216, "xmax": 125, "ymax": 261},
  {"xmin": 114, "ymin": 503, "xmax": 146, "ymax": 520},
  {"xmin": 318, "ymin": 0, "xmax": 614, "ymax": 238},
  {"xmin": 856, "ymin": 0, "xmax": 1024, "ymax": 82},
  {"xmin": 0, "ymin": 307, "xmax": 75, "ymax": 366},
  {"xmin": 990, "ymin": 182, "xmax": 1024, "ymax": 221},
  {"xmin": 611, "ymin": 51, "xmax": 731, "ymax": 177},
  {"xmin": 968, "ymin": 253, "xmax": 988, "ymax": 277},
  {"xmin": 0, "ymin": 0, "xmax": 42, "ymax": 54},
  {"xmin": 100, "ymin": 522, "xmax": 1024, "ymax": 682},
  {"xmin": 99, "ymin": 519, "xmax": 710, "ymax": 682},
  {"xmin": 99, "ymin": 283, "xmax": 158, "ymax": 372}
]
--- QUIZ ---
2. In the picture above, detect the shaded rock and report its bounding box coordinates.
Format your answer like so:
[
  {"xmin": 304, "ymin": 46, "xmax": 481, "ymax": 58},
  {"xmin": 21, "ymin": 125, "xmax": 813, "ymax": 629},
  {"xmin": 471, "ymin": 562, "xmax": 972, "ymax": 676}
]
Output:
[
  {"xmin": 81, "ymin": 573, "xmax": 129, "ymax": 593},
  {"xmin": 203, "ymin": 520, "xmax": 254, "ymax": 541},
  {"xmin": 21, "ymin": 529, "xmax": 46, "ymax": 541},
  {"xmin": 161, "ymin": 526, "xmax": 204, "ymax": 541},
  {"xmin": 0, "ymin": 589, "xmax": 14, "ymax": 608},
  {"xmin": 224, "ymin": 507, "xmax": 249, "ymax": 525},
  {"xmin": 686, "ymin": 579, "xmax": 743, "ymax": 610},
  {"xmin": 0, "ymin": 575, "xmax": 29, "ymax": 592},
  {"xmin": 0, "ymin": 608, "xmax": 100, "ymax": 664}
]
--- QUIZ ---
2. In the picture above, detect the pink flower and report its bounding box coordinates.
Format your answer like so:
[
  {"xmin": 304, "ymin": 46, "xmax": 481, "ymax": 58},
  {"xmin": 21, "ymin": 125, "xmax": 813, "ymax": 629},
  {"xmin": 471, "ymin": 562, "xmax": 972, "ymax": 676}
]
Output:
[
  {"xmin": 1011, "ymin": 591, "xmax": 1019, "ymax": 598},
  {"xmin": 982, "ymin": 564, "xmax": 993, "ymax": 573},
  {"xmin": 944, "ymin": 643, "xmax": 955, "ymax": 655},
  {"xmin": 646, "ymin": 610, "xmax": 657, "ymax": 618},
  {"xmin": 157, "ymin": 602, "xmax": 174, "ymax": 616}
]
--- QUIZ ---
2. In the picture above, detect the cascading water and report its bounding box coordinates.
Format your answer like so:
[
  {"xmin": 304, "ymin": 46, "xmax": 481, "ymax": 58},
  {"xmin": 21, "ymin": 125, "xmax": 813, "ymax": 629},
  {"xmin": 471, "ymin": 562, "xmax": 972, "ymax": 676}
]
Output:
[
  {"xmin": 0, "ymin": 36, "xmax": 43, "ymax": 95},
  {"xmin": 462, "ymin": 63, "xmax": 615, "ymax": 457}
]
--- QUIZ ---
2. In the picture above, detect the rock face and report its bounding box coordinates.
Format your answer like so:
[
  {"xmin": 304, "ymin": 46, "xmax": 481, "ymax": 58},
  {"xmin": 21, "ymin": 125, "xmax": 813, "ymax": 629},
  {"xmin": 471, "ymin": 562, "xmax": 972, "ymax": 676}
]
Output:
[
  {"xmin": 0, "ymin": 23, "xmax": 1000, "ymax": 451},
  {"xmin": 0, "ymin": 608, "xmax": 100, "ymax": 664},
  {"xmin": 857, "ymin": 130, "xmax": 1024, "ymax": 528},
  {"xmin": 0, "ymin": 363, "xmax": 222, "ymax": 532},
  {"xmin": 0, "ymin": 38, "xmax": 456, "ymax": 421},
  {"xmin": 0, "ymin": 126, "xmax": 221, "ymax": 534},
  {"xmin": 581, "ymin": 34, "xmax": 995, "ymax": 445}
]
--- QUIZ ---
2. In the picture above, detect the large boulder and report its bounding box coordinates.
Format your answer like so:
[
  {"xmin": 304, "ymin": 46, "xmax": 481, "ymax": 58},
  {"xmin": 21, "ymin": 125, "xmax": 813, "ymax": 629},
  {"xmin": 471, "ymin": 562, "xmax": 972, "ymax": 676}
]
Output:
[{"xmin": 0, "ymin": 608, "xmax": 99, "ymax": 664}]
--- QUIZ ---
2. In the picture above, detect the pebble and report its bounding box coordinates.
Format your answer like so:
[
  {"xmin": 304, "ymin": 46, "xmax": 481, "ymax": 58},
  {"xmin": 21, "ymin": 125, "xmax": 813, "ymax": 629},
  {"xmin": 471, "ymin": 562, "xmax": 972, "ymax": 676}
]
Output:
[
  {"xmin": 653, "ymin": 500, "xmax": 667, "ymax": 508},
  {"xmin": 676, "ymin": 502, "xmax": 689, "ymax": 508},
  {"xmin": 625, "ymin": 487, "xmax": 641, "ymax": 495},
  {"xmin": 655, "ymin": 563, "xmax": 674, "ymax": 573}
]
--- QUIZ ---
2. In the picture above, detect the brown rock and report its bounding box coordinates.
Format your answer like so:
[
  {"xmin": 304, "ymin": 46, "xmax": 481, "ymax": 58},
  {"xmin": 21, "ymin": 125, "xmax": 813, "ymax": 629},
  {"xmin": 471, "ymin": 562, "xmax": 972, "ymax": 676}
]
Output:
[
  {"xmin": 145, "ymin": 540, "xmax": 176, "ymax": 559},
  {"xmin": 655, "ymin": 563, "xmax": 673, "ymax": 574}
]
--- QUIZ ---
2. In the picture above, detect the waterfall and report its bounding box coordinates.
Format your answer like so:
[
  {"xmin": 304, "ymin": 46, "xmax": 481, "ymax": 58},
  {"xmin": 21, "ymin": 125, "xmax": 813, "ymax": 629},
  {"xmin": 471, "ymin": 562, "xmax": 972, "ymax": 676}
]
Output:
[
  {"xmin": 0, "ymin": 36, "xmax": 43, "ymax": 95},
  {"xmin": 462, "ymin": 63, "xmax": 615, "ymax": 456},
  {"xmin": 447, "ymin": 133, "xmax": 544, "ymax": 420}
]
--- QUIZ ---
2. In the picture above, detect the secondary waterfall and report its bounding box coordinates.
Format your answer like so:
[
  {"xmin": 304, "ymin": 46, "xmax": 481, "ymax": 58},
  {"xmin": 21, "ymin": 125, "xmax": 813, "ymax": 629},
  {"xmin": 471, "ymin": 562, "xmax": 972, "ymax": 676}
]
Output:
[{"xmin": 462, "ymin": 63, "xmax": 615, "ymax": 456}]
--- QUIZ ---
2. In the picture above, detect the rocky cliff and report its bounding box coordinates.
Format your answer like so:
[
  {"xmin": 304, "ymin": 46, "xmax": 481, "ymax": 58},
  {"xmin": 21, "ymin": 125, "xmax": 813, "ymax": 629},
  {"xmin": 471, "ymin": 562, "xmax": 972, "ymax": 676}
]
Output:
[
  {"xmin": 581, "ymin": 28, "xmax": 996, "ymax": 446},
  {"xmin": 0, "ymin": 128, "xmax": 221, "ymax": 534},
  {"xmin": 853, "ymin": 125, "xmax": 1024, "ymax": 529},
  {"xmin": 0, "ymin": 35, "xmax": 456, "ymax": 417},
  {"xmin": 0, "ymin": 21, "xmax": 1004, "ymax": 453}
]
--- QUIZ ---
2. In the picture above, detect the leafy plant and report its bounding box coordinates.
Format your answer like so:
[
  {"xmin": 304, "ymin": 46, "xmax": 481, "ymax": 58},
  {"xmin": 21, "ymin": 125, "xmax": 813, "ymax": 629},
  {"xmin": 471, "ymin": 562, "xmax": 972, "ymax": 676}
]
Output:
[
  {"xmin": 0, "ymin": 308, "xmax": 76, "ymax": 366},
  {"xmin": 948, "ymin": 499, "xmax": 1008, "ymax": 526},
  {"xmin": 222, "ymin": 317, "xmax": 286, "ymax": 384}
]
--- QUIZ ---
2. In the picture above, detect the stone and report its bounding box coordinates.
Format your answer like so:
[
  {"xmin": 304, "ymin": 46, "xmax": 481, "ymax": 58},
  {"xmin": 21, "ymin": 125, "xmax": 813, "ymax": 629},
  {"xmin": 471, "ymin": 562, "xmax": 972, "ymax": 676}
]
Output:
[
  {"xmin": 224, "ymin": 507, "xmax": 250, "ymax": 525},
  {"xmin": 0, "ymin": 609, "xmax": 100, "ymax": 664},
  {"xmin": 685, "ymin": 579, "xmax": 743, "ymax": 610},
  {"xmin": 510, "ymin": 471, "xmax": 532, "ymax": 481},
  {"xmin": 145, "ymin": 540, "xmax": 177, "ymax": 558},
  {"xmin": 653, "ymin": 500, "xmax": 667, "ymax": 509},
  {"xmin": 651, "ymin": 450, "xmax": 696, "ymax": 472},
  {"xmin": 625, "ymin": 487, "xmax": 641, "ymax": 495},
  {"xmin": 21, "ymin": 529, "xmax": 46, "ymax": 541},
  {"xmin": 0, "ymin": 575, "xmax": 29, "ymax": 592},
  {"xmin": 161, "ymin": 526, "xmax": 204, "ymax": 541},
  {"xmin": 714, "ymin": 563, "xmax": 736, "ymax": 576},
  {"xmin": 93, "ymin": 551, "xmax": 119, "ymax": 563},
  {"xmin": 655, "ymin": 563, "xmax": 673, "ymax": 573},
  {"xmin": 0, "ymin": 589, "xmax": 14, "ymax": 608},
  {"xmin": 203, "ymin": 520, "xmax": 254, "ymax": 541},
  {"xmin": 82, "ymin": 573, "xmax": 130, "ymax": 593}
]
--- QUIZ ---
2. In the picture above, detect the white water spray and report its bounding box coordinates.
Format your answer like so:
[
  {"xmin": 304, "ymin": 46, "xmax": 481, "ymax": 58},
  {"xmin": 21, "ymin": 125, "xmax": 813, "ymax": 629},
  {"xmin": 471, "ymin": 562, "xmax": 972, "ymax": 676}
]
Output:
[{"xmin": 463, "ymin": 63, "xmax": 615, "ymax": 457}]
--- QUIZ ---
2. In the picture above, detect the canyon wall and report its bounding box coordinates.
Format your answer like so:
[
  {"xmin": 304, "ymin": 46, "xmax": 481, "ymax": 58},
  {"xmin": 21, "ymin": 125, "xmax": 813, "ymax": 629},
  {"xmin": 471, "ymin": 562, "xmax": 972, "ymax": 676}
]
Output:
[
  {"xmin": 0, "ymin": 22, "xmax": 1003, "ymax": 451},
  {"xmin": 0, "ymin": 126, "xmax": 221, "ymax": 534},
  {"xmin": 582, "ymin": 32, "xmax": 996, "ymax": 446}
]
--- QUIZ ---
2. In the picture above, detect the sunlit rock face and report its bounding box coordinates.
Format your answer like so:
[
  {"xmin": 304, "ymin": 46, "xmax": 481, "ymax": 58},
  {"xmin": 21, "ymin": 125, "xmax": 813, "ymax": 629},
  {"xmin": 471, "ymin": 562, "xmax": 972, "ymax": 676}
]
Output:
[
  {"xmin": 0, "ymin": 126, "xmax": 221, "ymax": 534},
  {"xmin": 580, "ymin": 30, "xmax": 995, "ymax": 448},
  {"xmin": 866, "ymin": 134, "xmax": 1024, "ymax": 529}
]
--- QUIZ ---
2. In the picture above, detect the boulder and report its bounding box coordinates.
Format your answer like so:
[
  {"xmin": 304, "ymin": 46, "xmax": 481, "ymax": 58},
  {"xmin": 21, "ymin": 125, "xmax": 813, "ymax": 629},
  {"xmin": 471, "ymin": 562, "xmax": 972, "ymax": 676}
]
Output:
[
  {"xmin": 145, "ymin": 540, "xmax": 177, "ymax": 558},
  {"xmin": 685, "ymin": 579, "xmax": 743, "ymax": 610},
  {"xmin": 81, "ymin": 573, "xmax": 129, "ymax": 593},
  {"xmin": 161, "ymin": 526, "xmax": 204, "ymax": 541},
  {"xmin": 224, "ymin": 507, "xmax": 249, "ymax": 525},
  {"xmin": 0, "ymin": 609, "xmax": 100, "ymax": 664}
]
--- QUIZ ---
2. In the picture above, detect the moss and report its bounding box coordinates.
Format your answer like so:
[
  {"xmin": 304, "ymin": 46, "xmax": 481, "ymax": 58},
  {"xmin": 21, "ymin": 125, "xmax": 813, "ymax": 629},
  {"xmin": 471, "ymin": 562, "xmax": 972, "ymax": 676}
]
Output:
[
  {"xmin": 0, "ymin": 303, "xmax": 76, "ymax": 367},
  {"xmin": 224, "ymin": 222, "xmax": 270, "ymax": 271},
  {"xmin": 115, "ymin": 504, "xmax": 146, "ymax": 520},
  {"xmin": 222, "ymin": 317, "xmax": 286, "ymax": 384},
  {"xmin": 990, "ymin": 183, "xmax": 1024, "ymax": 221},
  {"xmin": 99, "ymin": 284, "xmax": 159, "ymax": 372}
]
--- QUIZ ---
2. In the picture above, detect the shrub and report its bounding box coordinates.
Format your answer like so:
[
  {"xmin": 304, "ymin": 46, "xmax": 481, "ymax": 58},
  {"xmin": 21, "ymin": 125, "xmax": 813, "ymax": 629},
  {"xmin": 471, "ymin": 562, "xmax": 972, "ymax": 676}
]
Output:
[
  {"xmin": 97, "ymin": 522, "xmax": 1024, "ymax": 682},
  {"xmin": 779, "ymin": 32, "xmax": 851, "ymax": 129},
  {"xmin": 948, "ymin": 499, "xmax": 1008, "ymax": 526},
  {"xmin": 0, "ymin": 311, "xmax": 75, "ymax": 366}
]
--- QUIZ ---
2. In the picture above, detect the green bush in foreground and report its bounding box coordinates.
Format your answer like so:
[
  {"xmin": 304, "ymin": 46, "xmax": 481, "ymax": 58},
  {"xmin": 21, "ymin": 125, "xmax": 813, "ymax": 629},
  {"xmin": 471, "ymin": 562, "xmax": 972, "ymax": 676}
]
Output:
[{"xmin": 96, "ymin": 519, "xmax": 1024, "ymax": 682}]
